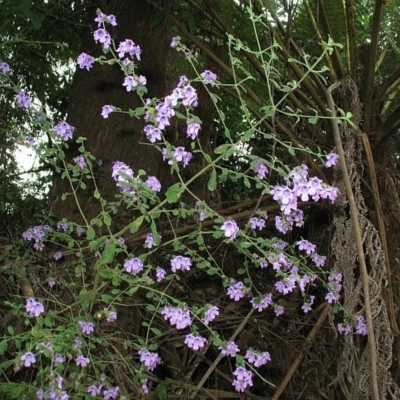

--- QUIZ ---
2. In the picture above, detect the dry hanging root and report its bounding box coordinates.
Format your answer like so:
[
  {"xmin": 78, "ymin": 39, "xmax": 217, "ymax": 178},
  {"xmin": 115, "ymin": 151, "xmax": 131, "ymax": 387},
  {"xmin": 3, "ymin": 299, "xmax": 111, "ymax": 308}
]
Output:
[{"xmin": 327, "ymin": 79, "xmax": 399, "ymax": 399}]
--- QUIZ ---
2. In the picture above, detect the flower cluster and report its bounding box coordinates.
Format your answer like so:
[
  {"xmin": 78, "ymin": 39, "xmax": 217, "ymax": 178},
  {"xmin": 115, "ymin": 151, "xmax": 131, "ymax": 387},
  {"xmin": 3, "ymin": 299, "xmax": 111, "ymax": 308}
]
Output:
[
  {"xmin": 22, "ymin": 225, "xmax": 52, "ymax": 251},
  {"xmin": 15, "ymin": 91, "xmax": 31, "ymax": 108},
  {"xmin": 245, "ymin": 349, "xmax": 271, "ymax": 367},
  {"xmin": 325, "ymin": 273, "xmax": 342, "ymax": 304},
  {"xmin": 78, "ymin": 321, "xmax": 95, "ymax": 335},
  {"xmin": 338, "ymin": 315, "xmax": 367, "ymax": 336},
  {"xmin": 227, "ymin": 280, "xmax": 246, "ymax": 301},
  {"xmin": 232, "ymin": 367, "xmax": 253, "ymax": 392},
  {"xmin": 124, "ymin": 257, "xmax": 144, "ymax": 275},
  {"xmin": 138, "ymin": 348, "xmax": 161, "ymax": 371},
  {"xmin": 202, "ymin": 305, "xmax": 219, "ymax": 325},
  {"xmin": 170, "ymin": 255, "xmax": 192, "ymax": 273},
  {"xmin": 161, "ymin": 306, "xmax": 192, "ymax": 330},
  {"xmin": 270, "ymin": 164, "xmax": 339, "ymax": 233},
  {"xmin": 53, "ymin": 121, "xmax": 75, "ymax": 141},
  {"xmin": 219, "ymin": 340, "xmax": 240, "ymax": 357},
  {"xmin": 184, "ymin": 334, "xmax": 207, "ymax": 350}
]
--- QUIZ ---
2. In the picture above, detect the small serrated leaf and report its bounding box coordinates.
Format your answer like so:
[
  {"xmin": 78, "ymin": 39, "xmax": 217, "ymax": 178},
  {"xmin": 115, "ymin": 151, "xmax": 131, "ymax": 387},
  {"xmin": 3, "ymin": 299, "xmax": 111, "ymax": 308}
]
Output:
[
  {"xmin": 165, "ymin": 183, "xmax": 182, "ymax": 204},
  {"xmin": 86, "ymin": 227, "xmax": 95, "ymax": 240},
  {"xmin": 207, "ymin": 169, "xmax": 217, "ymax": 191}
]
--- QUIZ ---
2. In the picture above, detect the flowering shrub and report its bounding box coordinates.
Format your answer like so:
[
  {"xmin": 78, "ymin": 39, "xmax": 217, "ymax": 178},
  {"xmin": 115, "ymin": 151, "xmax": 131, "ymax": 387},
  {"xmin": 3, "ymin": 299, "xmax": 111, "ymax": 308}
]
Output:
[{"xmin": 0, "ymin": 7, "xmax": 369, "ymax": 400}]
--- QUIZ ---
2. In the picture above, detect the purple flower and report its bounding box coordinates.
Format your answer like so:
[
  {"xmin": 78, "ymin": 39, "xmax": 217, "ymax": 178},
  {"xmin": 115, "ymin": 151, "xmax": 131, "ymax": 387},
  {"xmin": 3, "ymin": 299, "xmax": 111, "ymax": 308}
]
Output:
[
  {"xmin": 94, "ymin": 11, "xmax": 106, "ymax": 26},
  {"xmin": 219, "ymin": 341, "xmax": 239, "ymax": 357},
  {"xmin": 21, "ymin": 351, "xmax": 36, "ymax": 367},
  {"xmin": 356, "ymin": 315, "xmax": 368, "ymax": 335},
  {"xmin": 173, "ymin": 147, "xmax": 193, "ymax": 167},
  {"xmin": 101, "ymin": 105, "xmax": 115, "ymax": 118},
  {"xmin": 144, "ymin": 125, "xmax": 162, "ymax": 143},
  {"xmin": 25, "ymin": 298, "xmax": 44, "ymax": 317},
  {"xmin": 106, "ymin": 15, "xmax": 117, "ymax": 26},
  {"xmin": 53, "ymin": 121, "xmax": 75, "ymax": 141},
  {"xmin": 249, "ymin": 217, "xmax": 266, "ymax": 231},
  {"xmin": 47, "ymin": 278, "xmax": 56, "ymax": 288},
  {"xmin": 232, "ymin": 367, "xmax": 253, "ymax": 393},
  {"xmin": 161, "ymin": 306, "xmax": 192, "ymax": 329},
  {"xmin": 337, "ymin": 323, "xmax": 352, "ymax": 335},
  {"xmin": 186, "ymin": 120, "xmax": 201, "ymax": 139},
  {"xmin": 325, "ymin": 273, "xmax": 342, "ymax": 304},
  {"xmin": 245, "ymin": 349, "xmax": 271, "ymax": 367},
  {"xmin": 56, "ymin": 221, "xmax": 69, "ymax": 232},
  {"xmin": 116, "ymin": 39, "xmax": 141, "ymax": 60},
  {"xmin": 155, "ymin": 267, "xmax": 166, "ymax": 282},
  {"xmin": 170, "ymin": 36, "xmax": 181, "ymax": 48},
  {"xmin": 123, "ymin": 75, "xmax": 138, "ymax": 91},
  {"xmin": 145, "ymin": 176, "xmax": 161, "ymax": 192},
  {"xmin": 124, "ymin": 257, "xmax": 144, "ymax": 275},
  {"xmin": 0, "ymin": 61, "xmax": 11, "ymax": 73},
  {"xmin": 106, "ymin": 310, "xmax": 117, "ymax": 322},
  {"xmin": 182, "ymin": 85, "xmax": 198, "ymax": 107},
  {"xmin": 227, "ymin": 280, "xmax": 246, "ymax": 301},
  {"xmin": 170, "ymin": 255, "xmax": 192, "ymax": 273},
  {"xmin": 200, "ymin": 70, "xmax": 218, "ymax": 86},
  {"xmin": 325, "ymin": 152, "xmax": 339, "ymax": 167},
  {"xmin": 254, "ymin": 162, "xmax": 269, "ymax": 179},
  {"xmin": 53, "ymin": 251, "xmax": 63, "ymax": 261},
  {"xmin": 274, "ymin": 215, "xmax": 293, "ymax": 234},
  {"xmin": 112, "ymin": 161, "xmax": 135, "ymax": 194},
  {"xmin": 312, "ymin": 253, "xmax": 326, "ymax": 267},
  {"xmin": 141, "ymin": 381, "xmax": 149, "ymax": 394},
  {"xmin": 275, "ymin": 276, "xmax": 296, "ymax": 295},
  {"xmin": 54, "ymin": 354, "xmax": 65, "ymax": 364},
  {"xmin": 221, "ymin": 220, "xmax": 239, "ymax": 240},
  {"xmin": 103, "ymin": 387, "xmax": 119, "ymax": 400},
  {"xmin": 274, "ymin": 305, "xmax": 285, "ymax": 316},
  {"xmin": 15, "ymin": 91, "xmax": 31, "ymax": 108},
  {"xmin": 87, "ymin": 385, "xmax": 102, "ymax": 396},
  {"xmin": 301, "ymin": 295, "xmax": 315, "ymax": 313},
  {"xmin": 77, "ymin": 53, "xmax": 95, "ymax": 71},
  {"xmin": 296, "ymin": 239, "xmax": 316, "ymax": 255},
  {"xmin": 78, "ymin": 321, "xmax": 95, "ymax": 335},
  {"xmin": 251, "ymin": 293, "xmax": 273, "ymax": 312},
  {"xmin": 25, "ymin": 136, "xmax": 36, "ymax": 146},
  {"xmin": 202, "ymin": 305, "xmax": 219, "ymax": 325},
  {"xmin": 93, "ymin": 28, "xmax": 111, "ymax": 49},
  {"xmin": 74, "ymin": 155, "xmax": 86, "ymax": 169},
  {"xmin": 73, "ymin": 337, "xmax": 82, "ymax": 350},
  {"xmin": 75, "ymin": 354, "xmax": 90, "ymax": 367},
  {"xmin": 138, "ymin": 348, "xmax": 161, "ymax": 371},
  {"xmin": 145, "ymin": 233, "xmax": 161, "ymax": 248},
  {"xmin": 184, "ymin": 334, "xmax": 207, "ymax": 350}
]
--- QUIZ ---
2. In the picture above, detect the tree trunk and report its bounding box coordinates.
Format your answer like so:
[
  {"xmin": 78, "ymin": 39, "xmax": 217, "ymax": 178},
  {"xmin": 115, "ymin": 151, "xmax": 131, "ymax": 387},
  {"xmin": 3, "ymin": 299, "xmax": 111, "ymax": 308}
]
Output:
[{"xmin": 49, "ymin": 0, "xmax": 169, "ymax": 225}]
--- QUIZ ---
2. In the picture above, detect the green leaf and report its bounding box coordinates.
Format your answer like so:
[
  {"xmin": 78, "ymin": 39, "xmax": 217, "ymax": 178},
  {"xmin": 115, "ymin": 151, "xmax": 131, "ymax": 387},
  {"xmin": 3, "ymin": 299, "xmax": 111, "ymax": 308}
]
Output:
[
  {"xmin": 129, "ymin": 215, "xmax": 144, "ymax": 234},
  {"xmin": 101, "ymin": 244, "xmax": 116, "ymax": 264},
  {"xmin": 149, "ymin": 382, "xmax": 167, "ymax": 400},
  {"xmin": 207, "ymin": 267, "xmax": 219, "ymax": 275},
  {"xmin": 94, "ymin": 190, "xmax": 101, "ymax": 199},
  {"xmin": 207, "ymin": 169, "xmax": 217, "ymax": 191},
  {"xmin": 165, "ymin": 183, "xmax": 182, "ymax": 204},
  {"xmin": 103, "ymin": 213, "xmax": 112, "ymax": 226},
  {"xmin": 86, "ymin": 227, "xmax": 95, "ymax": 240}
]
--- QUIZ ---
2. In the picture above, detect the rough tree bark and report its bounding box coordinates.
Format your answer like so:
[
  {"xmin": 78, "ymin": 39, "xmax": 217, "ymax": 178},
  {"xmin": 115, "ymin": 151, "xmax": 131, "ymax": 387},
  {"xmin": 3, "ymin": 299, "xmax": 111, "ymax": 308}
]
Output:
[{"xmin": 48, "ymin": 0, "xmax": 169, "ymax": 224}]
